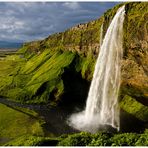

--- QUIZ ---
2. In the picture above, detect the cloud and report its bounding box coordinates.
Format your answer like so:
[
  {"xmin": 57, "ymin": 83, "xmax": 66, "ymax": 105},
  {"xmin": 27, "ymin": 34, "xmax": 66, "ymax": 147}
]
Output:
[
  {"xmin": 63, "ymin": 2, "xmax": 80, "ymax": 10},
  {"xmin": 0, "ymin": 2, "xmax": 119, "ymax": 42}
]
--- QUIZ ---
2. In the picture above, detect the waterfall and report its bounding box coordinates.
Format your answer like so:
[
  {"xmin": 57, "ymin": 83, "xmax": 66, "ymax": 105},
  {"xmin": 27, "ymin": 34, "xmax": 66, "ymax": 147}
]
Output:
[
  {"xmin": 68, "ymin": 5, "xmax": 125, "ymax": 133},
  {"xmin": 100, "ymin": 24, "xmax": 103, "ymax": 47}
]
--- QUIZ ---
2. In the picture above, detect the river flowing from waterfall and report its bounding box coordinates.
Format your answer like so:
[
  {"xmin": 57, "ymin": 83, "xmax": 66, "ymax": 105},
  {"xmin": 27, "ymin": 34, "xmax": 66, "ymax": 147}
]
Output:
[{"xmin": 68, "ymin": 5, "xmax": 125, "ymax": 133}]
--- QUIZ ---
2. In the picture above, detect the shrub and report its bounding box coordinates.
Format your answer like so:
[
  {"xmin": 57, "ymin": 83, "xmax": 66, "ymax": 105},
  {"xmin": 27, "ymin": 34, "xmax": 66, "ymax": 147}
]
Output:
[
  {"xmin": 135, "ymin": 133, "xmax": 148, "ymax": 146},
  {"xmin": 58, "ymin": 132, "xmax": 92, "ymax": 146},
  {"xmin": 88, "ymin": 132, "xmax": 113, "ymax": 146},
  {"xmin": 110, "ymin": 133, "xmax": 140, "ymax": 146}
]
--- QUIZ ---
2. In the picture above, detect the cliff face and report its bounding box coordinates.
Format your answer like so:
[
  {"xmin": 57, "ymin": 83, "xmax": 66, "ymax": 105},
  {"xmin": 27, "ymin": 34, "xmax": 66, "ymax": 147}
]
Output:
[
  {"xmin": 0, "ymin": 2, "xmax": 147, "ymax": 125},
  {"xmin": 120, "ymin": 3, "xmax": 148, "ymax": 125},
  {"xmin": 121, "ymin": 2, "xmax": 148, "ymax": 97}
]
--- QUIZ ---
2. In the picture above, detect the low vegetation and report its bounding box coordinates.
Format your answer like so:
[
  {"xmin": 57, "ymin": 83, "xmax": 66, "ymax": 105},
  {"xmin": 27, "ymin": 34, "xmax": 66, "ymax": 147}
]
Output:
[
  {"xmin": 4, "ymin": 131, "xmax": 148, "ymax": 146},
  {"xmin": 0, "ymin": 103, "xmax": 44, "ymax": 145}
]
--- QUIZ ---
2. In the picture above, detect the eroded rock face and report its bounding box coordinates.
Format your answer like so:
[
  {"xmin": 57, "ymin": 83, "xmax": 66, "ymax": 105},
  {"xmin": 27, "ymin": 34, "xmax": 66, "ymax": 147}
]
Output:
[{"xmin": 120, "ymin": 3, "xmax": 148, "ymax": 101}]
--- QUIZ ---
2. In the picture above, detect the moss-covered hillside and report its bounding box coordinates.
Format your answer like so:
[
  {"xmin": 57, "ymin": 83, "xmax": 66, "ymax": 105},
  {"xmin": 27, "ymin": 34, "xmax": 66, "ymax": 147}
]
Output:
[{"xmin": 0, "ymin": 2, "xmax": 147, "ymax": 126}]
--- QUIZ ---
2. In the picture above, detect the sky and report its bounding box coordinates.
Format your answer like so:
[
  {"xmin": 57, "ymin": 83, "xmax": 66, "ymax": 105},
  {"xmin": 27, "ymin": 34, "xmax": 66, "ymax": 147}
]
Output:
[{"xmin": 0, "ymin": 2, "xmax": 119, "ymax": 42}]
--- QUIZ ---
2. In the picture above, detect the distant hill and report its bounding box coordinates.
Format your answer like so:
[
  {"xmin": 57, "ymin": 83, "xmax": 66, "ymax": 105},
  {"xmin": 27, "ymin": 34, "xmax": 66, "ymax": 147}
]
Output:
[{"xmin": 0, "ymin": 41, "xmax": 23, "ymax": 49}]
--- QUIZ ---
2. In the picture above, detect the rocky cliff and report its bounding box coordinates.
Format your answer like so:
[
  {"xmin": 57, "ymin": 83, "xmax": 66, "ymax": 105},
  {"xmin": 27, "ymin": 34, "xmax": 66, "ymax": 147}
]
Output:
[{"xmin": 0, "ymin": 2, "xmax": 147, "ymax": 128}]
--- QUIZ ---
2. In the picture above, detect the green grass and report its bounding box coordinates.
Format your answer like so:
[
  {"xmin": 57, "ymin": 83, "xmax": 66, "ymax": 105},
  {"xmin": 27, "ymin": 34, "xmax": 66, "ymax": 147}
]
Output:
[
  {"xmin": 4, "ymin": 135, "xmax": 60, "ymax": 146},
  {"xmin": 11, "ymin": 106, "xmax": 39, "ymax": 117},
  {"xmin": 0, "ymin": 103, "xmax": 44, "ymax": 141},
  {"xmin": 24, "ymin": 50, "xmax": 76, "ymax": 104},
  {"xmin": 120, "ymin": 95, "xmax": 148, "ymax": 121},
  {"xmin": 0, "ymin": 49, "xmax": 76, "ymax": 104},
  {"xmin": 27, "ymin": 50, "xmax": 75, "ymax": 85},
  {"xmin": 21, "ymin": 49, "xmax": 52, "ymax": 74}
]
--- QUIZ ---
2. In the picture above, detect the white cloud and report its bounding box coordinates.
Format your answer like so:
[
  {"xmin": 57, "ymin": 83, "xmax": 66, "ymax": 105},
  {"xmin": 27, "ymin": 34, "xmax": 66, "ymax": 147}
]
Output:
[
  {"xmin": 63, "ymin": 2, "xmax": 81, "ymax": 10},
  {"xmin": 0, "ymin": 2, "xmax": 118, "ymax": 42}
]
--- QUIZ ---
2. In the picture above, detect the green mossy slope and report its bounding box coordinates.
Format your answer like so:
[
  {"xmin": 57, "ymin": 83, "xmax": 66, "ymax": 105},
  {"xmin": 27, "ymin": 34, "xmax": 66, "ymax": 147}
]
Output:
[
  {"xmin": 120, "ymin": 95, "xmax": 148, "ymax": 122},
  {"xmin": 0, "ymin": 50, "xmax": 77, "ymax": 104}
]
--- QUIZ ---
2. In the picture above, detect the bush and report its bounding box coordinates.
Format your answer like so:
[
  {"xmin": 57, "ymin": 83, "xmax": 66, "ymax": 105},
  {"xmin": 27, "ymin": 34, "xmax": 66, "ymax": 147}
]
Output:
[
  {"xmin": 4, "ymin": 131, "xmax": 148, "ymax": 146},
  {"xmin": 58, "ymin": 132, "xmax": 92, "ymax": 146},
  {"xmin": 135, "ymin": 133, "xmax": 148, "ymax": 146},
  {"xmin": 110, "ymin": 133, "xmax": 140, "ymax": 146},
  {"xmin": 88, "ymin": 132, "xmax": 112, "ymax": 146}
]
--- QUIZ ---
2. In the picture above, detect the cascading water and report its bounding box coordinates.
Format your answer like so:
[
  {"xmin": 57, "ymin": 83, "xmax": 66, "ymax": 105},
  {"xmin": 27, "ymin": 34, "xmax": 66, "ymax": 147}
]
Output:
[
  {"xmin": 68, "ymin": 6, "xmax": 125, "ymax": 133},
  {"xmin": 99, "ymin": 24, "xmax": 103, "ymax": 46}
]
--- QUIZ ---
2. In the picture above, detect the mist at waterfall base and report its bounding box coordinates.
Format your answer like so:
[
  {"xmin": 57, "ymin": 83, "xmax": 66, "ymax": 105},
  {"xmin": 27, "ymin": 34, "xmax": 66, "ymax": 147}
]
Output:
[{"xmin": 67, "ymin": 6, "xmax": 125, "ymax": 133}]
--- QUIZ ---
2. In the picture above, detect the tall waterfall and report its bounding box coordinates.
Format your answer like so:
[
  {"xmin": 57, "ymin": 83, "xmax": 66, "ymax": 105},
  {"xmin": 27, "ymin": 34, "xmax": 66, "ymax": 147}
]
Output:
[
  {"xmin": 68, "ymin": 6, "xmax": 125, "ymax": 133},
  {"xmin": 100, "ymin": 24, "xmax": 103, "ymax": 46}
]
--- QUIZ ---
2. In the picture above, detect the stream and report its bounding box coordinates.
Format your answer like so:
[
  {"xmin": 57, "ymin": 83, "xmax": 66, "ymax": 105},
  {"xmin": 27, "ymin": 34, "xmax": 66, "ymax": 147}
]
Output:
[
  {"xmin": 0, "ymin": 97, "xmax": 145, "ymax": 140},
  {"xmin": 0, "ymin": 97, "xmax": 79, "ymax": 137}
]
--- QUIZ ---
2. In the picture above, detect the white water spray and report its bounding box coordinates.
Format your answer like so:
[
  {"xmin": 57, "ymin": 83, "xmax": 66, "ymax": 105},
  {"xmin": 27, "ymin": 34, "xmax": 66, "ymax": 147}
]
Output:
[{"xmin": 68, "ymin": 6, "xmax": 125, "ymax": 133}]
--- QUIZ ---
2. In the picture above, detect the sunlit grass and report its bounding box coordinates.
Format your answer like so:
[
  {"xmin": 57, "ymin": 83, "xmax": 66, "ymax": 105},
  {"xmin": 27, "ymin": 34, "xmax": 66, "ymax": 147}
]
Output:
[{"xmin": 0, "ymin": 103, "xmax": 44, "ymax": 140}]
